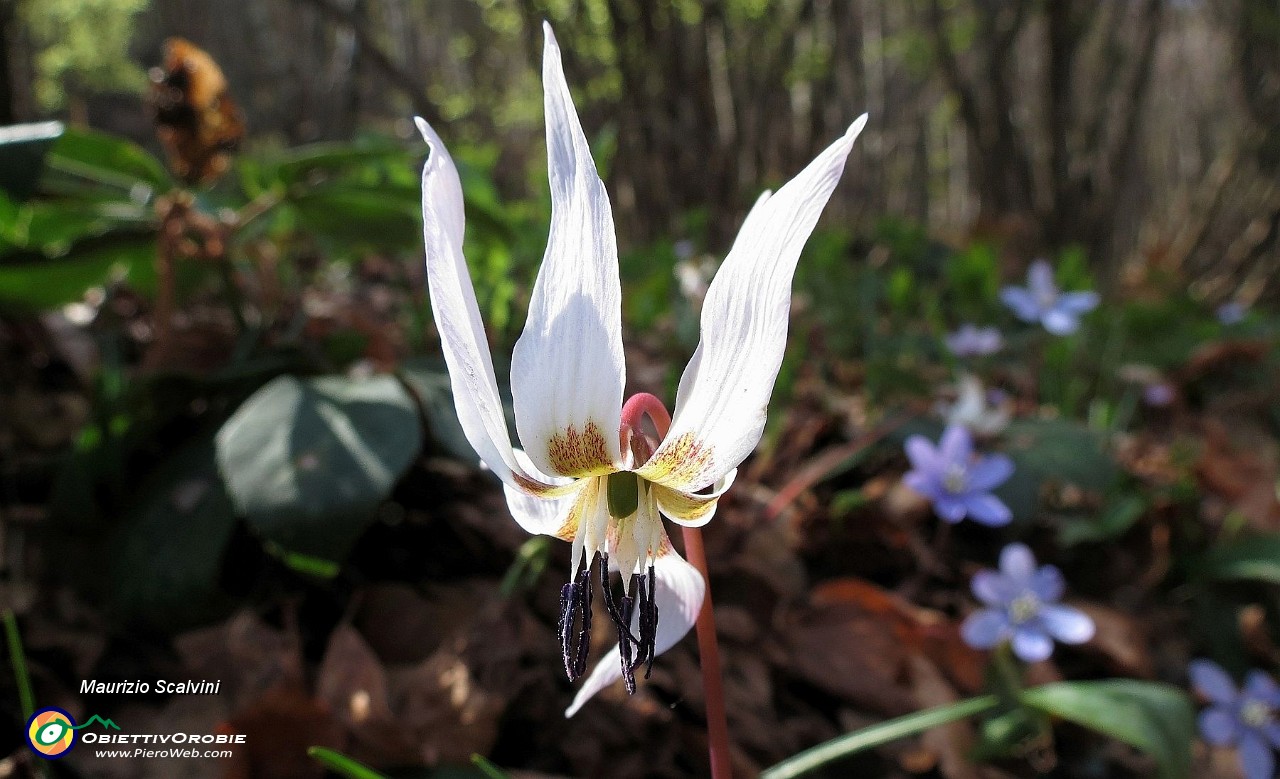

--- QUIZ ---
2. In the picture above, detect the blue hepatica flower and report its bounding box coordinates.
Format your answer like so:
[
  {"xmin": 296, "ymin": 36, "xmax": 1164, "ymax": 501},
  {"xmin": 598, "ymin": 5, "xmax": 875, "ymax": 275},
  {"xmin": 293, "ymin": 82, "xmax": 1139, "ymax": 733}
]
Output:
[
  {"xmin": 999, "ymin": 259, "xmax": 1099, "ymax": 335},
  {"xmin": 1217, "ymin": 301, "xmax": 1248, "ymax": 325},
  {"xmin": 904, "ymin": 424, "xmax": 1014, "ymax": 526},
  {"xmin": 961, "ymin": 543, "xmax": 1095, "ymax": 662},
  {"xmin": 1191, "ymin": 659, "xmax": 1280, "ymax": 779},
  {"xmin": 945, "ymin": 324, "xmax": 1003, "ymax": 358}
]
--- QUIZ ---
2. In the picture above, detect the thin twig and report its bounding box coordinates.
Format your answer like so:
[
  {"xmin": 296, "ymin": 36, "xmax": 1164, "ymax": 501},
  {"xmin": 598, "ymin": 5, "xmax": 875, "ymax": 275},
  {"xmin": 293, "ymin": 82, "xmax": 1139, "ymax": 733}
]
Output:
[{"xmin": 293, "ymin": 0, "xmax": 444, "ymax": 126}]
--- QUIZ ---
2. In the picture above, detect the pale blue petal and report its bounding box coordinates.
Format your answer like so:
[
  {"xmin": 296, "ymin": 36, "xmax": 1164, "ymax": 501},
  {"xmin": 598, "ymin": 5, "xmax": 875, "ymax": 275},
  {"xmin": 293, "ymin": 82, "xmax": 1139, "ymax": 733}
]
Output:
[
  {"xmin": 972, "ymin": 570, "xmax": 1018, "ymax": 606},
  {"xmin": 1057, "ymin": 291, "xmax": 1099, "ymax": 315},
  {"xmin": 967, "ymin": 454, "xmax": 1014, "ymax": 491},
  {"xmin": 1011, "ymin": 628, "xmax": 1054, "ymax": 662},
  {"xmin": 1265, "ymin": 722, "xmax": 1280, "ymax": 750},
  {"xmin": 1039, "ymin": 604, "xmax": 1095, "ymax": 644},
  {"xmin": 904, "ymin": 435, "xmax": 940, "ymax": 473},
  {"xmin": 1000, "ymin": 543, "xmax": 1038, "ymax": 583},
  {"xmin": 1217, "ymin": 302, "xmax": 1247, "ymax": 325},
  {"xmin": 963, "ymin": 493, "xmax": 1013, "ymax": 526},
  {"xmin": 1028, "ymin": 260, "xmax": 1057, "ymax": 298},
  {"xmin": 933, "ymin": 494, "xmax": 968, "ymax": 523},
  {"xmin": 1238, "ymin": 731, "xmax": 1274, "ymax": 779},
  {"xmin": 1031, "ymin": 566, "xmax": 1065, "ymax": 602},
  {"xmin": 961, "ymin": 609, "xmax": 1009, "ymax": 649},
  {"xmin": 1041, "ymin": 308, "xmax": 1080, "ymax": 335},
  {"xmin": 903, "ymin": 470, "xmax": 939, "ymax": 500},
  {"xmin": 976, "ymin": 327, "xmax": 1003, "ymax": 354},
  {"xmin": 939, "ymin": 424, "xmax": 972, "ymax": 466},
  {"xmin": 1244, "ymin": 671, "xmax": 1280, "ymax": 705},
  {"xmin": 1198, "ymin": 707, "xmax": 1238, "ymax": 745},
  {"xmin": 1190, "ymin": 660, "xmax": 1238, "ymax": 705},
  {"xmin": 1000, "ymin": 286, "xmax": 1041, "ymax": 321}
]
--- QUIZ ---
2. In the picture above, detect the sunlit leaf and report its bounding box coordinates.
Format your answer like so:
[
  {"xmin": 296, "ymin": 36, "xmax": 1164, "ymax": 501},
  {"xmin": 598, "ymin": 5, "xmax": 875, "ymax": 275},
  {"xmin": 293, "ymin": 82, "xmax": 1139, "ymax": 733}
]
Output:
[
  {"xmin": 0, "ymin": 233, "xmax": 155, "ymax": 310},
  {"xmin": 215, "ymin": 375, "xmax": 421, "ymax": 560},
  {"xmin": 43, "ymin": 127, "xmax": 173, "ymax": 194}
]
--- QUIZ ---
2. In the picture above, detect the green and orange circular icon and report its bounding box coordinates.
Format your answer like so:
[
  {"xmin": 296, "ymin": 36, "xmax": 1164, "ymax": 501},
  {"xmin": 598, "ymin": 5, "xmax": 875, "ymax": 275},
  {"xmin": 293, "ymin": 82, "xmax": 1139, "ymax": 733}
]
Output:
[{"xmin": 26, "ymin": 707, "xmax": 76, "ymax": 759}]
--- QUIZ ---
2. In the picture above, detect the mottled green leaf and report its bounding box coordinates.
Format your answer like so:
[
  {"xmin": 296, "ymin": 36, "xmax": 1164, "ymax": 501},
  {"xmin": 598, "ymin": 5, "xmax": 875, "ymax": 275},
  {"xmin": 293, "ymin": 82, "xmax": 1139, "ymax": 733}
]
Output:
[{"xmin": 216, "ymin": 375, "xmax": 421, "ymax": 560}]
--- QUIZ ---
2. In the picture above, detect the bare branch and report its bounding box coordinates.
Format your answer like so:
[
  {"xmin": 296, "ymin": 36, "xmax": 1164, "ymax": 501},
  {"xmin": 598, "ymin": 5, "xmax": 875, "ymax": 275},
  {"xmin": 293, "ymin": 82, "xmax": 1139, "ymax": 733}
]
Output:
[{"xmin": 292, "ymin": 0, "xmax": 444, "ymax": 127}]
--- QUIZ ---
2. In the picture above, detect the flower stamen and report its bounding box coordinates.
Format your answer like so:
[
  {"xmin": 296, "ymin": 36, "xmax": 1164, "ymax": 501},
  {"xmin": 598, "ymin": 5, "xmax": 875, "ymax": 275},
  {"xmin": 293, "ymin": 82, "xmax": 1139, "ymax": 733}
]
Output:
[
  {"xmin": 1008, "ymin": 592, "xmax": 1040, "ymax": 625},
  {"xmin": 1241, "ymin": 699, "xmax": 1272, "ymax": 729},
  {"xmin": 943, "ymin": 463, "xmax": 968, "ymax": 494},
  {"xmin": 558, "ymin": 563, "xmax": 593, "ymax": 681}
]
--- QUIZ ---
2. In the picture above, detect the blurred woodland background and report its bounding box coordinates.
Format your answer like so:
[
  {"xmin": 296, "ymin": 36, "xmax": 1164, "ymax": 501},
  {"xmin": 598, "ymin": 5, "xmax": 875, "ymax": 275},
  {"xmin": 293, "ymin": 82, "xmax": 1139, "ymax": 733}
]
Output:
[
  {"xmin": 1, "ymin": 1, "xmax": 1279, "ymax": 779},
  {"xmin": 2, "ymin": 0, "xmax": 1279, "ymax": 293}
]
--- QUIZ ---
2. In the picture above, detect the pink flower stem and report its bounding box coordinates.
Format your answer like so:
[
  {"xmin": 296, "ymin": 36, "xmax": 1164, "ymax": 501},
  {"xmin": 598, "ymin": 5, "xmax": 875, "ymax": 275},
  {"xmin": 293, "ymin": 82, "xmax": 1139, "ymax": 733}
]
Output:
[
  {"xmin": 680, "ymin": 524, "xmax": 734, "ymax": 779},
  {"xmin": 620, "ymin": 392, "xmax": 733, "ymax": 779}
]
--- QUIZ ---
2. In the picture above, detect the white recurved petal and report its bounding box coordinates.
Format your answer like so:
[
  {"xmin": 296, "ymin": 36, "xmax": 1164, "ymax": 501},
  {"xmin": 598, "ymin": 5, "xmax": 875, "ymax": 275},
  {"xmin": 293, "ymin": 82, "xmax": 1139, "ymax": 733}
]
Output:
[
  {"xmin": 418, "ymin": 117, "xmax": 563, "ymax": 496},
  {"xmin": 564, "ymin": 545, "xmax": 706, "ymax": 716},
  {"xmin": 638, "ymin": 116, "xmax": 868, "ymax": 492},
  {"xmin": 511, "ymin": 23, "xmax": 625, "ymax": 480},
  {"xmin": 501, "ymin": 450, "xmax": 583, "ymax": 535},
  {"xmin": 652, "ymin": 469, "xmax": 737, "ymax": 527}
]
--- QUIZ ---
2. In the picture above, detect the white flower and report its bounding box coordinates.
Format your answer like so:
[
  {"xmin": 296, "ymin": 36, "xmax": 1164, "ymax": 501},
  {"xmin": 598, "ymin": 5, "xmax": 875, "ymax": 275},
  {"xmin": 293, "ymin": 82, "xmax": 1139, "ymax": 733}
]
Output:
[
  {"xmin": 417, "ymin": 23, "xmax": 865, "ymax": 716},
  {"xmin": 939, "ymin": 373, "xmax": 1011, "ymax": 436}
]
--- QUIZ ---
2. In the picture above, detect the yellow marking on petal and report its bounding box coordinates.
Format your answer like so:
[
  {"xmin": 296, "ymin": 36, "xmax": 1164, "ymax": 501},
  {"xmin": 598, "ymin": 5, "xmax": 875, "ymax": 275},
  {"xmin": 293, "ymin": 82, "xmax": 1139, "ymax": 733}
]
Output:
[
  {"xmin": 653, "ymin": 483, "xmax": 720, "ymax": 522},
  {"xmin": 637, "ymin": 431, "xmax": 714, "ymax": 489},
  {"xmin": 553, "ymin": 478, "xmax": 600, "ymax": 542},
  {"xmin": 547, "ymin": 420, "xmax": 616, "ymax": 478},
  {"xmin": 512, "ymin": 472, "xmax": 581, "ymax": 499}
]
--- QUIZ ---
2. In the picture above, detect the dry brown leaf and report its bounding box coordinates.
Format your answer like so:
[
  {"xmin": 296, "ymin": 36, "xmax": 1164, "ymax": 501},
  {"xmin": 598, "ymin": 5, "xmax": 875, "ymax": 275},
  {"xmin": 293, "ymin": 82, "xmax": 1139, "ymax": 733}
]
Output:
[
  {"xmin": 1195, "ymin": 421, "xmax": 1280, "ymax": 530},
  {"xmin": 315, "ymin": 625, "xmax": 410, "ymax": 763},
  {"xmin": 784, "ymin": 581, "xmax": 916, "ymax": 715},
  {"xmin": 810, "ymin": 578, "xmax": 987, "ymax": 694},
  {"xmin": 908, "ymin": 654, "xmax": 981, "ymax": 779},
  {"xmin": 390, "ymin": 647, "xmax": 506, "ymax": 765},
  {"xmin": 1073, "ymin": 601, "xmax": 1155, "ymax": 678},
  {"xmin": 220, "ymin": 684, "xmax": 342, "ymax": 779},
  {"xmin": 173, "ymin": 611, "xmax": 302, "ymax": 711},
  {"xmin": 352, "ymin": 581, "xmax": 493, "ymax": 665}
]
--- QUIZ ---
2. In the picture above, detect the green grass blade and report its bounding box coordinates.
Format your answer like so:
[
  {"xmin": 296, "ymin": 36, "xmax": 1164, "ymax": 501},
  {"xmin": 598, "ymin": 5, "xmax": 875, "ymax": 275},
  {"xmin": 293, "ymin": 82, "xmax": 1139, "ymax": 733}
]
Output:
[
  {"xmin": 306, "ymin": 746, "xmax": 391, "ymax": 779},
  {"xmin": 3, "ymin": 609, "xmax": 35, "ymax": 720},
  {"xmin": 471, "ymin": 753, "xmax": 511, "ymax": 778},
  {"xmin": 761, "ymin": 695, "xmax": 999, "ymax": 779}
]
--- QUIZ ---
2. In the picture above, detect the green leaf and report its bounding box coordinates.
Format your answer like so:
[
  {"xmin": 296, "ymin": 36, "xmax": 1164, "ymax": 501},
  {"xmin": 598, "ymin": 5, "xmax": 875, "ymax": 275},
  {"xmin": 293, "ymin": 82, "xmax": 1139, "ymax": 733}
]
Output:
[
  {"xmin": 108, "ymin": 438, "xmax": 238, "ymax": 631},
  {"xmin": 1200, "ymin": 533, "xmax": 1280, "ymax": 585},
  {"xmin": 1059, "ymin": 494, "xmax": 1147, "ymax": 546},
  {"xmin": 1003, "ymin": 418, "xmax": 1116, "ymax": 492},
  {"xmin": 271, "ymin": 142, "xmax": 410, "ymax": 185},
  {"xmin": 262, "ymin": 542, "xmax": 342, "ymax": 579},
  {"xmin": 289, "ymin": 184, "xmax": 420, "ymax": 249},
  {"xmin": 307, "ymin": 746, "xmax": 391, "ymax": 779},
  {"xmin": 0, "ymin": 232, "xmax": 155, "ymax": 310},
  {"xmin": 215, "ymin": 375, "xmax": 422, "ymax": 560},
  {"xmin": 1020, "ymin": 681, "xmax": 1194, "ymax": 779},
  {"xmin": 760, "ymin": 696, "xmax": 999, "ymax": 779},
  {"xmin": 0, "ymin": 120, "xmax": 63, "ymax": 201},
  {"xmin": 470, "ymin": 755, "xmax": 510, "ymax": 779},
  {"xmin": 44, "ymin": 127, "xmax": 173, "ymax": 193}
]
